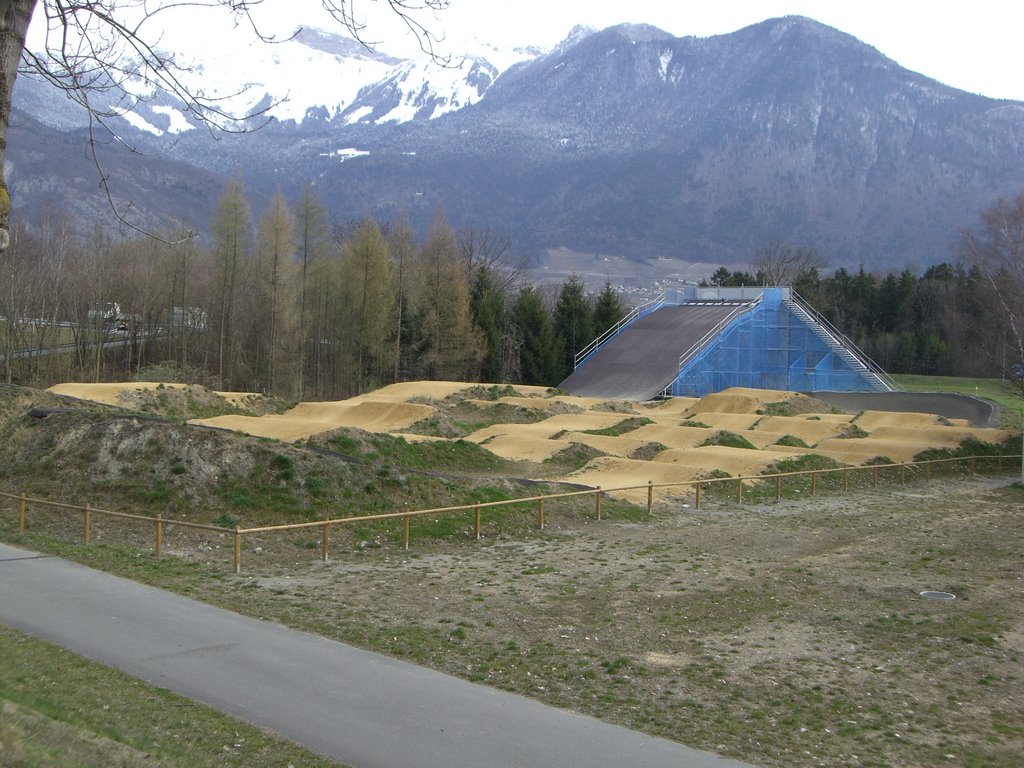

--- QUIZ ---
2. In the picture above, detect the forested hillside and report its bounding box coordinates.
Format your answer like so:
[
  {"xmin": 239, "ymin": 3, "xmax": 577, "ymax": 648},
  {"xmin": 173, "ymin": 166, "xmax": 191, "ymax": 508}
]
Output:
[{"xmin": 3, "ymin": 187, "xmax": 1020, "ymax": 394}]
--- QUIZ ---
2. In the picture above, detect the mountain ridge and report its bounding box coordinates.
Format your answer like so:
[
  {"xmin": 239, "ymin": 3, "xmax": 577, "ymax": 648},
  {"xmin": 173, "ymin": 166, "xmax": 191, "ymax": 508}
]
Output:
[{"xmin": 9, "ymin": 15, "xmax": 1024, "ymax": 271}]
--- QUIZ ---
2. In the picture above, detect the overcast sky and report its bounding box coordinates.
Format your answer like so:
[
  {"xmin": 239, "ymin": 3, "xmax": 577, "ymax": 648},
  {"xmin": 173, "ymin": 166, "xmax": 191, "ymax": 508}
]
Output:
[
  {"xmin": 28, "ymin": 0, "xmax": 1024, "ymax": 101},
  {"xmin": 338, "ymin": 0, "xmax": 1024, "ymax": 101}
]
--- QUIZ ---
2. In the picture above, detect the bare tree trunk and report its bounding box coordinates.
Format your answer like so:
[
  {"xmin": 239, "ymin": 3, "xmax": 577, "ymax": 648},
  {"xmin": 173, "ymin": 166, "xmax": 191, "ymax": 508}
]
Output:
[{"xmin": 0, "ymin": 1, "xmax": 35, "ymax": 251}]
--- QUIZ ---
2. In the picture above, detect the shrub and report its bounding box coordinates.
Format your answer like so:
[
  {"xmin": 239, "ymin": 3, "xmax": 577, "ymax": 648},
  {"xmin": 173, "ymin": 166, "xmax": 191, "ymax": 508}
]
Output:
[
  {"xmin": 700, "ymin": 431, "xmax": 756, "ymax": 450},
  {"xmin": 775, "ymin": 434, "xmax": 809, "ymax": 448}
]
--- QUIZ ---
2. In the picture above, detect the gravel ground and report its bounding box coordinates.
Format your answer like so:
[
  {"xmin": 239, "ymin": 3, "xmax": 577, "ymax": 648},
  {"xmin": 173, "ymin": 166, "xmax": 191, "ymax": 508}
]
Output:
[{"xmin": 199, "ymin": 474, "xmax": 1024, "ymax": 768}]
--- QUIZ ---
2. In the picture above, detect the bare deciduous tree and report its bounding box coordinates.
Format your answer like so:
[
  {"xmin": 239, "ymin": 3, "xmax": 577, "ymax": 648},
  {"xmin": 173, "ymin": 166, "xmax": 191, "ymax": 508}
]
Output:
[
  {"xmin": 0, "ymin": 0, "xmax": 448, "ymax": 250},
  {"xmin": 210, "ymin": 179, "xmax": 252, "ymax": 389},
  {"xmin": 457, "ymin": 226, "xmax": 524, "ymax": 294},
  {"xmin": 752, "ymin": 240, "xmax": 827, "ymax": 287},
  {"xmin": 959, "ymin": 192, "xmax": 1024, "ymax": 395},
  {"xmin": 257, "ymin": 189, "xmax": 296, "ymax": 395}
]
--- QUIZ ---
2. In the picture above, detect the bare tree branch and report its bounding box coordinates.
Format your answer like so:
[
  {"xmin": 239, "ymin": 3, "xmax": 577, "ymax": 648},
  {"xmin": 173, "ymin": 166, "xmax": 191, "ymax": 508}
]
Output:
[
  {"xmin": 457, "ymin": 225, "xmax": 526, "ymax": 294},
  {"xmin": 752, "ymin": 240, "xmax": 828, "ymax": 287},
  {"xmin": 959, "ymin": 192, "xmax": 1024, "ymax": 395},
  {"xmin": 1, "ymin": 0, "xmax": 449, "ymax": 251}
]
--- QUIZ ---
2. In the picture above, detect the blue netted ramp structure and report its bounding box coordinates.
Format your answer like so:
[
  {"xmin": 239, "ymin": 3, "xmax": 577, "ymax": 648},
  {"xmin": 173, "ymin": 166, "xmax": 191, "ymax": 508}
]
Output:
[{"xmin": 561, "ymin": 287, "xmax": 896, "ymax": 400}]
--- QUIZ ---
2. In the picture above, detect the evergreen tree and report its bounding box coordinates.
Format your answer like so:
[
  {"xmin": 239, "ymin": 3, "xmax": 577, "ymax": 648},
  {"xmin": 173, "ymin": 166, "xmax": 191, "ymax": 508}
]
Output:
[
  {"xmin": 592, "ymin": 282, "xmax": 625, "ymax": 336},
  {"xmin": 552, "ymin": 275, "xmax": 594, "ymax": 381},
  {"xmin": 470, "ymin": 266, "xmax": 506, "ymax": 383},
  {"xmin": 396, "ymin": 292, "xmax": 429, "ymax": 381},
  {"xmin": 706, "ymin": 267, "xmax": 757, "ymax": 287},
  {"xmin": 512, "ymin": 286, "xmax": 558, "ymax": 386}
]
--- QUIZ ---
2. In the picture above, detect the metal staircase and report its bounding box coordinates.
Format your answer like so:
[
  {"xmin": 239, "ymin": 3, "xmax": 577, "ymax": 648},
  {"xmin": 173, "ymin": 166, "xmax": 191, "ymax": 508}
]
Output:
[
  {"xmin": 784, "ymin": 292, "xmax": 899, "ymax": 392},
  {"xmin": 567, "ymin": 286, "xmax": 899, "ymax": 398}
]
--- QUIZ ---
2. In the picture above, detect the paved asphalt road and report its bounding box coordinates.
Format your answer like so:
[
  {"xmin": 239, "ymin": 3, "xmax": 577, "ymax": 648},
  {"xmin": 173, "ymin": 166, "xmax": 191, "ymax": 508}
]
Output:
[{"xmin": 0, "ymin": 542, "xmax": 756, "ymax": 768}]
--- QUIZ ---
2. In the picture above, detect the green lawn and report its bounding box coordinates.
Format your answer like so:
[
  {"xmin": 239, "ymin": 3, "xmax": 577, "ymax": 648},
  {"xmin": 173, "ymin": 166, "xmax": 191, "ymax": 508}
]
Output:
[{"xmin": 893, "ymin": 374, "xmax": 1024, "ymax": 428}]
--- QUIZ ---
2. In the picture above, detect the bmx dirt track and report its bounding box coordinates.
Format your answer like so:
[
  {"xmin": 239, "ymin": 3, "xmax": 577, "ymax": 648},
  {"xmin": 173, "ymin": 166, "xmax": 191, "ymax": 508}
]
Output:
[
  {"xmin": 46, "ymin": 380, "xmax": 1010, "ymax": 505},
  {"xmin": 10, "ymin": 379, "xmax": 1023, "ymax": 768}
]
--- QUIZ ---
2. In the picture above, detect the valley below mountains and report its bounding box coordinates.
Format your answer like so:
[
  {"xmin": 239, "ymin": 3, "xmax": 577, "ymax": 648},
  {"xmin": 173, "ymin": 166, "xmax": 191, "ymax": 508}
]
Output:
[{"xmin": 10, "ymin": 15, "xmax": 1024, "ymax": 272}]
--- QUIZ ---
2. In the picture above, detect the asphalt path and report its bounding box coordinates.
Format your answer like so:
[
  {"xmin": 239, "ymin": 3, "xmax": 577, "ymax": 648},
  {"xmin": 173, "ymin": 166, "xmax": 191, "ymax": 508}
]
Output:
[
  {"xmin": 0, "ymin": 542, "xmax": 755, "ymax": 768},
  {"xmin": 807, "ymin": 390, "xmax": 1001, "ymax": 427}
]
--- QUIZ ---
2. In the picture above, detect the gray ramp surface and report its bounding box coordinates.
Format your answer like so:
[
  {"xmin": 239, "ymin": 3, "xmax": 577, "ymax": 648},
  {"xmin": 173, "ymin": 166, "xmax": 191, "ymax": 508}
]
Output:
[
  {"xmin": 562, "ymin": 305, "xmax": 743, "ymax": 400},
  {"xmin": 0, "ymin": 543, "xmax": 755, "ymax": 768}
]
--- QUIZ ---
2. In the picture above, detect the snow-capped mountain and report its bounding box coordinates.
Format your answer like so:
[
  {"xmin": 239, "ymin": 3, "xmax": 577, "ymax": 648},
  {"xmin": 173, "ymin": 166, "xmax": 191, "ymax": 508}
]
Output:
[
  {"xmin": 10, "ymin": 17, "xmax": 1024, "ymax": 270},
  {"xmin": 18, "ymin": 24, "xmax": 539, "ymax": 134},
  {"xmin": 173, "ymin": 25, "xmax": 540, "ymax": 127}
]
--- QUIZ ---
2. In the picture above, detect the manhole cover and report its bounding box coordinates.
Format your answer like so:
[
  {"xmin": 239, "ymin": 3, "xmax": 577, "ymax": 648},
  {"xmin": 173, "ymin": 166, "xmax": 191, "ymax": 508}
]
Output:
[{"xmin": 920, "ymin": 591, "xmax": 956, "ymax": 600}]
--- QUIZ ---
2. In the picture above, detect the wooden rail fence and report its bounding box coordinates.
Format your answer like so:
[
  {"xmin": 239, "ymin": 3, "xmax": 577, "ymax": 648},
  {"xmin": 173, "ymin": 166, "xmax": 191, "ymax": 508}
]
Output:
[{"xmin": 2, "ymin": 453, "xmax": 1019, "ymax": 573}]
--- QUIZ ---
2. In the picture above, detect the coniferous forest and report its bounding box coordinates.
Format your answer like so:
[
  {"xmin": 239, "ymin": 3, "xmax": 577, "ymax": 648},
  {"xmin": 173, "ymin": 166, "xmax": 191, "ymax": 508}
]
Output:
[{"xmin": 708, "ymin": 262, "xmax": 1008, "ymax": 380}]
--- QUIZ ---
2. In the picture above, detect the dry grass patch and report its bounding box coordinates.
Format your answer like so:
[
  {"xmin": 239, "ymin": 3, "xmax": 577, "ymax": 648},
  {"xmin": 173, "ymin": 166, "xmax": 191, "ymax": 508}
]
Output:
[{"xmin": 7, "ymin": 478, "xmax": 1022, "ymax": 768}]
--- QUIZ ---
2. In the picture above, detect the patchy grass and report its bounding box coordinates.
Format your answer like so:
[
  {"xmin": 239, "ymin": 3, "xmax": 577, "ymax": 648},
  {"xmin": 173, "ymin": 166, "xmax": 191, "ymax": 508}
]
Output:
[
  {"xmin": 837, "ymin": 423, "xmax": 870, "ymax": 439},
  {"xmin": 4, "ymin": 477, "xmax": 1022, "ymax": 768},
  {"xmin": 323, "ymin": 430, "xmax": 509, "ymax": 474},
  {"xmin": 628, "ymin": 442, "xmax": 668, "ymax": 461},
  {"xmin": 0, "ymin": 408, "xmax": 563, "ymax": 537},
  {"xmin": 0, "ymin": 625, "xmax": 348, "ymax": 768},
  {"xmin": 699, "ymin": 430, "xmax": 757, "ymax": 450},
  {"xmin": 124, "ymin": 385, "xmax": 293, "ymax": 421},
  {"xmin": 914, "ymin": 435, "xmax": 1023, "ymax": 463},
  {"xmin": 774, "ymin": 434, "xmax": 810, "ymax": 448},
  {"xmin": 757, "ymin": 395, "xmax": 841, "ymax": 417},
  {"xmin": 543, "ymin": 442, "xmax": 607, "ymax": 470},
  {"xmin": 580, "ymin": 417, "xmax": 654, "ymax": 437},
  {"xmin": 405, "ymin": 402, "xmax": 553, "ymax": 438}
]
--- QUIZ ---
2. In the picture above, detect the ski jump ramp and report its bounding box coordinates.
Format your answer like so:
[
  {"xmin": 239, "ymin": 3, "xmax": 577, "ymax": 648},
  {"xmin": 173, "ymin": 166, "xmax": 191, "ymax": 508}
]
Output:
[
  {"xmin": 560, "ymin": 287, "xmax": 895, "ymax": 402},
  {"xmin": 560, "ymin": 304, "xmax": 742, "ymax": 401}
]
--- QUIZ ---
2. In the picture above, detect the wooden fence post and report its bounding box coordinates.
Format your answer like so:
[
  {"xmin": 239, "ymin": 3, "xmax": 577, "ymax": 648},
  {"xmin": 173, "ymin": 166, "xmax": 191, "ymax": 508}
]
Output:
[
  {"xmin": 900, "ymin": 464, "xmax": 906, "ymax": 483},
  {"xmin": 474, "ymin": 503, "xmax": 481, "ymax": 541},
  {"xmin": 402, "ymin": 515, "xmax": 410, "ymax": 550},
  {"xmin": 736, "ymin": 478, "xmax": 743, "ymax": 503},
  {"xmin": 925, "ymin": 463, "xmax": 931, "ymax": 482},
  {"xmin": 18, "ymin": 493, "xmax": 26, "ymax": 533},
  {"xmin": 83, "ymin": 504, "xmax": 91, "ymax": 545},
  {"xmin": 843, "ymin": 469, "xmax": 849, "ymax": 492},
  {"xmin": 775, "ymin": 474, "xmax": 781, "ymax": 501},
  {"xmin": 695, "ymin": 482, "xmax": 702, "ymax": 510},
  {"xmin": 872, "ymin": 466, "xmax": 878, "ymax": 489},
  {"xmin": 155, "ymin": 514, "xmax": 163, "ymax": 559},
  {"xmin": 321, "ymin": 523, "xmax": 330, "ymax": 562},
  {"xmin": 537, "ymin": 498, "xmax": 545, "ymax": 530},
  {"xmin": 810, "ymin": 472, "xmax": 817, "ymax": 496},
  {"xmin": 647, "ymin": 481, "xmax": 654, "ymax": 514},
  {"xmin": 971, "ymin": 456, "xmax": 977, "ymax": 474},
  {"xmin": 233, "ymin": 527, "xmax": 242, "ymax": 574},
  {"xmin": 595, "ymin": 488, "xmax": 603, "ymax": 521}
]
